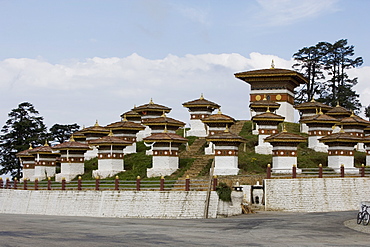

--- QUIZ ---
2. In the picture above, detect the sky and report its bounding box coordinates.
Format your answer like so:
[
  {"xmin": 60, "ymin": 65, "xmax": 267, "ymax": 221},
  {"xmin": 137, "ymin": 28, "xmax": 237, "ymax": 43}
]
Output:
[{"xmin": 1, "ymin": 0, "xmax": 370, "ymax": 131}]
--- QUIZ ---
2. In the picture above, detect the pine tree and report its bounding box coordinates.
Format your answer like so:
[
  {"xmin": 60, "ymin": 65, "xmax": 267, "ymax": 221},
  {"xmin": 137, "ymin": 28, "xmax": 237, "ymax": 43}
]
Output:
[
  {"xmin": 49, "ymin": 123, "xmax": 80, "ymax": 144},
  {"xmin": 0, "ymin": 102, "xmax": 47, "ymax": 179}
]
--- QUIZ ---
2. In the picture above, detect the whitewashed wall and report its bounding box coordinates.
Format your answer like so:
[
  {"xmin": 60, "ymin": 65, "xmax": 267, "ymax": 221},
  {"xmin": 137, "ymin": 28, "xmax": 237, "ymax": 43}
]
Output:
[
  {"xmin": 265, "ymin": 178, "xmax": 370, "ymax": 212},
  {"xmin": 0, "ymin": 190, "xmax": 219, "ymax": 219}
]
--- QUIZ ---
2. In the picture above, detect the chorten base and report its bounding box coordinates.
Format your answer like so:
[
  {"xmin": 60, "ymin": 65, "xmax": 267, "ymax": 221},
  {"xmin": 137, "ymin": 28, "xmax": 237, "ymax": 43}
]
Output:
[
  {"xmin": 213, "ymin": 167, "xmax": 239, "ymax": 176},
  {"xmin": 147, "ymin": 167, "xmax": 177, "ymax": 178},
  {"xmin": 92, "ymin": 169, "xmax": 125, "ymax": 179},
  {"xmin": 255, "ymin": 145, "xmax": 272, "ymax": 155}
]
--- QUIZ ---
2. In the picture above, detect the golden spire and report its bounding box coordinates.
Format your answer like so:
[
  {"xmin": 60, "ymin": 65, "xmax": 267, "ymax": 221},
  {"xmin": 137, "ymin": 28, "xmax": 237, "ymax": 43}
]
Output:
[
  {"xmin": 315, "ymin": 108, "xmax": 318, "ymax": 115},
  {"xmin": 350, "ymin": 110, "xmax": 355, "ymax": 117},
  {"xmin": 29, "ymin": 143, "xmax": 33, "ymax": 150},
  {"xmin": 310, "ymin": 98, "xmax": 315, "ymax": 102},
  {"xmin": 94, "ymin": 120, "xmax": 99, "ymax": 126},
  {"xmin": 282, "ymin": 124, "xmax": 287, "ymax": 133},
  {"xmin": 133, "ymin": 104, "xmax": 137, "ymax": 109},
  {"xmin": 149, "ymin": 98, "xmax": 154, "ymax": 104},
  {"xmin": 336, "ymin": 101, "xmax": 340, "ymax": 107},
  {"xmin": 70, "ymin": 135, "xmax": 75, "ymax": 142},
  {"xmin": 319, "ymin": 107, "xmax": 323, "ymax": 115},
  {"xmin": 44, "ymin": 140, "xmax": 49, "ymax": 146},
  {"xmin": 108, "ymin": 129, "xmax": 114, "ymax": 137},
  {"xmin": 217, "ymin": 108, "xmax": 222, "ymax": 114},
  {"xmin": 270, "ymin": 59, "xmax": 275, "ymax": 69},
  {"xmin": 163, "ymin": 125, "xmax": 168, "ymax": 133},
  {"xmin": 122, "ymin": 114, "xmax": 128, "ymax": 122},
  {"xmin": 266, "ymin": 106, "xmax": 270, "ymax": 113},
  {"xmin": 340, "ymin": 125, "xmax": 345, "ymax": 133},
  {"xmin": 161, "ymin": 110, "xmax": 166, "ymax": 117},
  {"xmin": 224, "ymin": 125, "xmax": 230, "ymax": 133},
  {"xmin": 200, "ymin": 93, "xmax": 204, "ymax": 100}
]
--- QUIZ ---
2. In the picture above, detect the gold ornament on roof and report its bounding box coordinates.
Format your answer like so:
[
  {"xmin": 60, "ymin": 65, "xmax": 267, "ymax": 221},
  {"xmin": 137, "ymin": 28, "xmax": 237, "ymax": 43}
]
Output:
[
  {"xmin": 282, "ymin": 124, "xmax": 287, "ymax": 133},
  {"xmin": 350, "ymin": 110, "xmax": 355, "ymax": 117},
  {"xmin": 163, "ymin": 125, "xmax": 168, "ymax": 133},
  {"xmin": 44, "ymin": 140, "xmax": 49, "ymax": 146},
  {"xmin": 108, "ymin": 129, "xmax": 114, "ymax": 137},
  {"xmin": 310, "ymin": 98, "xmax": 315, "ymax": 102},
  {"xmin": 70, "ymin": 135, "xmax": 75, "ymax": 142},
  {"xmin": 217, "ymin": 108, "xmax": 222, "ymax": 114},
  {"xmin": 122, "ymin": 115, "xmax": 128, "ymax": 122},
  {"xmin": 29, "ymin": 143, "xmax": 33, "ymax": 150},
  {"xmin": 319, "ymin": 107, "xmax": 323, "ymax": 115},
  {"xmin": 94, "ymin": 120, "xmax": 99, "ymax": 126},
  {"xmin": 340, "ymin": 126, "xmax": 345, "ymax": 133},
  {"xmin": 270, "ymin": 60, "xmax": 275, "ymax": 69},
  {"xmin": 149, "ymin": 98, "xmax": 154, "ymax": 104},
  {"xmin": 224, "ymin": 125, "xmax": 230, "ymax": 133},
  {"xmin": 336, "ymin": 101, "xmax": 340, "ymax": 107},
  {"xmin": 266, "ymin": 106, "xmax": 270, "ymax": 113},
  {"xmin": 161, "ymin": 111, "xmax": 166, "ymax": 117},
  {"xmin": 200, "ymin": 93, "xmax": 204, "ymax": 100}
]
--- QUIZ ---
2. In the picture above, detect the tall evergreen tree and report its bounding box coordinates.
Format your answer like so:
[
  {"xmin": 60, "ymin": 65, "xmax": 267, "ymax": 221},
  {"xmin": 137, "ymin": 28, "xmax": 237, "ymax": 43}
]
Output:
[
  {"xmin": 49, "ymin": 123, "xmax": 80, "ymax": 144},
  {"xmin": 0, "ymin": 102, "xmax": 47, "ymax": 179}
]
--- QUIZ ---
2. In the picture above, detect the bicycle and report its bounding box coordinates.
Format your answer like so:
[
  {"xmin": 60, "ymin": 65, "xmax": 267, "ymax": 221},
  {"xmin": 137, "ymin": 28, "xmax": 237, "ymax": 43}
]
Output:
[{"xmin": 357, "ymin": 204, "xmax": 370, "ymax": 225}]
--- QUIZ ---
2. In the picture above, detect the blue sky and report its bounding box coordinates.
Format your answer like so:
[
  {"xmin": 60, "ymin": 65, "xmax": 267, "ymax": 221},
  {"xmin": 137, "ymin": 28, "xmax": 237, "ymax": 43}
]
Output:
[{"xmin": 1, "ymin": 0, "xmax": 370, "ymax": 130}]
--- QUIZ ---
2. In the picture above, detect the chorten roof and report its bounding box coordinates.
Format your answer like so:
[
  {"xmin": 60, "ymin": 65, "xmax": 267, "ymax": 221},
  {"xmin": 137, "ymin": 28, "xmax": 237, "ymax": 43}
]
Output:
[
  {"xmin": 144, "ymin": 114, "xmax": 185, "ymax": 127},
  {"xmin": 252, "ymin": 111, "xmax": 285, "ymax": 122},
  {"xmin": 206, "ymin": 128, "xmax": 246, "ymax": 143},
  {"xmin": 133, "ymin": 99, "xmax": 171, "ymax": 113},
  {"xmin": 264, "ymin": 130, "xmax": 307, "ymax": 144},
  {"xmin": 28, "ymin": 142, "xmax": 54, "ymax": 154},
  {"xmin": 88, "ymin": 132, "xmax": 133, "ymax": 146},
  {"xmin": 294, "ymin": 99, "xmax": 333, "ymax": 111},
  {"xmin": 80, "ymin": 121, "xmax": 109, "ymax": 134},
  {"xmin": 16, "ymin": 145, "xmax": 34, "ymax": 157},
  {"xmin": 301, "ymin": 113, "xmax": 339, "ymax": 124},
  {"xmin": 319, "ymin": 131, "xmax": 362, "ymax": 143},
  {"xmin": 52, "ymin": 137, "xmax": 91, "ymax": 151},
  {"xmin": 182, "ymin": 94, "xmax": 220, "ymax": 109},
  {"xmin": 106, "ymin": 119, "xmax": 145, "ymax": 130},
  {"xmin": 250, "ymin": 100, "xmax": 280, "ymax": 109},
  {"xmin": 326, "ymin": 104, "xmax": 351, "ymax": 117},
  {"xmin": 340, "ymin": 114, "xmax": 370, "ymax": 127},
  {"xmin": 201, "ymin": 109, "xmax": 235, "ymax": 124},
  {"xmin": 143, "ymin": 132, "xmax": 187, "ymax": 143},
  {"xmin": 120, "ymin": 109, "xmax": 141, "ymax": 119}
]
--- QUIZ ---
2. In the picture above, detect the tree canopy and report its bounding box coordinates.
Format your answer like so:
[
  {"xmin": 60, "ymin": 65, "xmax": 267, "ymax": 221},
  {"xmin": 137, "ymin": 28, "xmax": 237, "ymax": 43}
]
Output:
[
  {"xmin": 293, "ymin": 39, "xmax": 363, "ymax": 112},
  {"xmin": 0, "ymin": 102, "xmax": 47, "ymax": 179},
  {"xmin": 49, "ymin": 123, "xmax": 80, "ymax": 144}
]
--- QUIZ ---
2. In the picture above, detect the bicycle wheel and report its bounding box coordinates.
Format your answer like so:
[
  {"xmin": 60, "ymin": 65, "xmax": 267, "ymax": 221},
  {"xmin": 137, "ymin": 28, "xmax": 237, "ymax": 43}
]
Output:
[
  {"xmin": 357, "ymin": 212, "xmax": 363, "ymax": 224},
  {"xmin": 363, "ymin": 213, "xmax": 370, "ymax": 226}
]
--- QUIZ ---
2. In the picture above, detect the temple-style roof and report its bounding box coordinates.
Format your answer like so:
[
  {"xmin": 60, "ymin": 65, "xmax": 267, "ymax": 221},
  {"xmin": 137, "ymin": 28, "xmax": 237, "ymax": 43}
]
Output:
[
  {"xmin": 201, "ymin": 110, "xmax": 236, "ymax": 124},
  {"xmin": 28, "ymin": 143, "xmax": 54, "ymax": 154},
  {"xmin": 301, "ymin": 113, "xmax": 339, "ymax": 124},
  {"xmin": 235, "ymin": 68, "xmax": 307, "ymax": 86},
  {"xmin": 250, "ymin": 100, "xmax": 280, "ymax": 110},
  {"xmin": 16, "ymin": 145, "xmax": 33, "ymax": 157},
  {"xmin": 88, "ymin": 133, "xmax": 133, "ymax": 146},
  {"xmin": 143, "ymin": 132, "xmax": 188, "ymax": 143},
  {"xmin": 294, "ymin": 99, "xmax": 333, "ymax": 111},
  {"xmin": 182, "ymin": 94, "xmax": 220, "ymax": 109},
  {"xmin": 120, "ymin": 109, "xmax": 141, "ymax": 119},
  {"xmin": 106, "ymin": 119, "xmax": 145, "ymax": 130},
  {"xmin": 52, "ymin": 138, "xmax": 91, "ymax": 151},
  {"xmin": 340, "ymin": 114, "xmax": 370, "ymax": 127},
  {"xmin": 264, "ymin": 130, "xmax": 307, "ymax": 143},
  {"xmin": 206, "ymin": 128, "xmax": 246, "ymax": 143},
  {"xmin": 133, "ymin": 99, "xmax": 171, "ymax": 113},
  {"xmin": 326, "ymin": 104, "xmax": 351, "ymax": 117},
  {"xmin": 319, "ymin": 131, "xmax": 362, "ymax": 143},
  {"xmin": 80, "ymin": 121, "xmax": 109, "ymax": 134},
  {"xmin": 144, "ymin": 114, "xmax": 185, "ymax": 127},
  {"xmin": 252, "ymin": 111, "xmax": 285, "ymax": 122}
]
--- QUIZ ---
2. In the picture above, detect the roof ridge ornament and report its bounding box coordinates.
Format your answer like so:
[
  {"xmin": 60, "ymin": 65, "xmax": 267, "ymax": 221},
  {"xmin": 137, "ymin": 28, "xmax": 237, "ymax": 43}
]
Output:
[
  {"xmin": 336, "ymin": 101, "xmax": 340, "ymax": 107},
  {"xmin": 122, "ymin": 114, "xmax": 128, "ymax": 122},
  {"xmin": 108, "ymin": 129, "xmax": 114, "ymax": 137},
  {"xmin": 224, "ymin": 125, "xmax": 230, "ymax": 133},
  {"xmin": 161, "ymin": 110, "xmax": 166, "ymax": 117},
  {"xmin": 217, "ymin": 108, "xmax": 222, "ymax": 114},
  {"xmin": 149, "ymin": 98, "xmax": 154, "ymax": 105},
  {"xmin": 310, "ymin": 98, "xmax": 315, "ymax": 102},
  {"xmin": 319, "ymin": 107, "xmax": 323, "ymax": 115},
  {"xmin": 270, "ymin": 60, "xmax": 275, "ymax": 69},
  {"xmin": 200, "ymin": 93, "xmax": 204, "ymax": 100},
  {"xmin": 44, "ymin": 140, "xmax": 49, "ymax": 146},
  {"xmin": 70, "ymin": 135, "xmax": 75, "ymax": 142},
  {"xmin": 282, "ymin": 123, "xmax": 287, "ymax": 133},
  {"xmin": 350, "ymin": 110, "xmax": 355, "ymax": 117},
  {"xmin": 29, "ymin": 143, "xmax": 33, "ymax": 150},
  {"xmin": 266, "ymin": 106, "xmax": 270, "ymax": 113},
  {"xmin": 163, "ymin": 124, "xmax": 168, "ymax": 133},
  {"xmin": 94, "ymin": 120, "xmax": 99, "ymax": 127}
]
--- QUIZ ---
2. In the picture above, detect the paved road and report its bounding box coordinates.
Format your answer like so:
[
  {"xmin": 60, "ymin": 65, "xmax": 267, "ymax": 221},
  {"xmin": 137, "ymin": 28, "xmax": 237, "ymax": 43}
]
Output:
[{"xmin": 0, "ymin": 211, "xmax": 368, "ymax": 246}]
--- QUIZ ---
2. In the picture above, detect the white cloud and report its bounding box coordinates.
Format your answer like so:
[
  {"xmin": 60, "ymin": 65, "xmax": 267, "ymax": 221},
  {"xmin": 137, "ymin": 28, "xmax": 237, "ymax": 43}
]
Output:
[
  {"xmin": 1, "ymin": 52, "xmax": 369, "ymax": 131},
  {"xmin": 254, "ymin": 0, "xmax": 339, "ymax": 26}
]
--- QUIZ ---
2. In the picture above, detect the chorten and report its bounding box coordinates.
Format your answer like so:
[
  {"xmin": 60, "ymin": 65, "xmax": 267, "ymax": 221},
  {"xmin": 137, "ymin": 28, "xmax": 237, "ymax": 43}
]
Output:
[
  {"xmin": 320, "ymin": 130, "xmax": 362, "ymax": 174},
  {"xmin": 182, "ymin": 94, "xmax": 220, "ymax": 137},
  {"xmin": 235, "ymin": 62, "xmax": 307, "ymax": 122},
  {"xmin": 340, "ymin": 113, "xmax": 370, "ymax": 152},
  {"xmin": 120, "ymin": 108, "xmax": 142, "ymax": 124},
  {"xmin": 28, "ymin": 141, "xmax": 60, "ymax": 181},
  {"xmin": 265, "ymin": 127, "xmax": 307, "ymax": 174},
  {"xmin": 144, "ymin": 112, "xmax": 185, "ymax": 134},
  {"xmin": 249, "ymin": 96, "xmax": 280, "ymax": 118},
  {"xmin": 79, "ymin": 120, "xmax": 109, "ymax": 160},
  {"xmin": 88, "ymin": 130, "xmax": 133, "ymax": 179},
  {"xmin": 251, "ymin": 109, "xmax": 285, "ymax": 155},
  {"xmin": 52, "ymin": 136, "xmax": 91, "ymax": 181},
  {"xmin": 205, "ymin": 126, "xmax": 246, "ymax": 175},
  {"xmin": 17, "ymin": 144, "xmax": 35, "ymax": 181},
  {"xmin": 143, "ymin": 129, "xmax": 188, "ymax": 177},
  {"xmin": 295, "ymin": 99, "xmax": 333, "ymax": 133},
  {"xmin": 326, "ymin": 103, "xmax": 351, "ymax": 121}
]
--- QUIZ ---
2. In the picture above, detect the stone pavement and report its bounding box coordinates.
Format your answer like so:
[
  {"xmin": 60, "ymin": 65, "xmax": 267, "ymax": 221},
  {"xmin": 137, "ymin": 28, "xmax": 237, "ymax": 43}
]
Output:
[{"xmin": 0, "ymin": 211, "xmax": 368, "ymax": 246}]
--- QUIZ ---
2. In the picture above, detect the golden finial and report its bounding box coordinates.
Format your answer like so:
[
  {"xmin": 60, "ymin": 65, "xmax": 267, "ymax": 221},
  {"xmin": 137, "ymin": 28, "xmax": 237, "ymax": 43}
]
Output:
[
  {"xmin": 340, "ymin": 125, "xmax": 345, "ymax": 133},
  {"xmin": 217, "ymin": 108, "xmax": 222, "ymax": 114},
  {"xmin": 270, "ymin": 59, "xmax": 275, "ymax": 69},
  {"xmin": 44, "ymin": 140, "xmax": 49, "ymax": 146},
  {"xmin": 310, "ymin": 98, "xmax": 315, "ymax": 102},
  {"xmin": 29, "ymin": 143, "xmax": 33, "ymax": 150},
  {"xmin": 282, "ymin": 124, "xmax": 287, "ymax": 133},
  {"xmin": 108, "ymin": 129, "xmax": 114, "ymax": 137},
  {"xmin": 224, "ymin": 125, "xmax": 230, "ymax": 133},
  {"xmin": 149, "ymin": 98, "xmax": 154, "ymax": 104},
  {"xmin": 315, "ymin": 108, "xmax": 318, "ymax": 115},
  {"xmin": 161, "ymin": 110, "xmax": 166, "ymax": 117},
  {"xmin": 200, "ymin": 93, "xmax": 204, "ymax": 100},
  {"xmin": 122, "ymin": 114, "xmax": 128, "ymax": 122},
  {"xmin": 266, "ymin": 106, "xmax": 270, "ymax": 113},
  {"xmin": 319, "ymin": 107, "xmax": 323, "ymax": 115},
  {"xmin": 82, "ymin": 125, "xmax": 85, "ymax": 129},
  {"xmin": 336, "ymin": 101, "xmax": 340, "ymax": 107},
  {"xmin": 70, "ymin": 135, "xmax": 75, "ymax": 142},
  {"xmin": 94, "ymin": 120, "xmax": 99, "ymax": 126},
  {"xmin": 133, "ymin": 104, "xmax": 137, "ymax": 109},
  {"xmin": 163, "ymin": 125, "xmax": 168, "ymax": 133},
  {"xmin": 350, "ymin": 110, "xmax": 355, "ymax": 117}
]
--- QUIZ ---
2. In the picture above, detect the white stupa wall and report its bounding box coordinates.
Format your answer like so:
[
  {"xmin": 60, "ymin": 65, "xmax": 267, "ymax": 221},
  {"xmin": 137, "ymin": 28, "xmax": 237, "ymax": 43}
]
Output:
[
  {"xmin": 56, "ymin": 162, "xmax": 85, "ymax": 182},
  {"xmin": 147, "ymin": 156, "xmax": 179, "ymax": 178},
  {"xmin": 187, "ymin": 119, "xmax": 207, "ymax": 137},
  {"xmin": 22, "ymin": 169, "xmax": 35, "ymax": 181},
  {"xmin": 92, "ymin": 158, "xmax": 124, "ymax": 179},
  {"xmin": 84, "ymin": 146, "xmax": 98, "ymax": 160},
  {"xmin": 271, "ymin": 146, "xmax": 300, "ymax": 174},
  {"xmin": 309, "ymin": 136, "xmax": 329, "ymax": 153},
  {"xmin": 34, "ymin": 166, "xmax": 56, "ymax": 181},
  {"xmin": 255, "ymin": 134, "xmax": 273, "ymax": 155},
  {"xmin": 327, "ymin": 146, "xmax": 358, "ymax": 174},
  {"xmin": 213, "ymin": 145, "xmax": 239, "ymax": 175}
]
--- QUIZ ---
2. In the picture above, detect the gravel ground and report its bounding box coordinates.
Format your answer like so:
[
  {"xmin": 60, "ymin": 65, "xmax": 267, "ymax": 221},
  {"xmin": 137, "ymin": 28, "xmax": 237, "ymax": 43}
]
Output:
[{"xmin": 344, "ymin": 219, "xmax": 370, "ymax": 234}]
